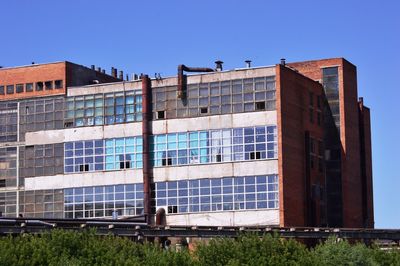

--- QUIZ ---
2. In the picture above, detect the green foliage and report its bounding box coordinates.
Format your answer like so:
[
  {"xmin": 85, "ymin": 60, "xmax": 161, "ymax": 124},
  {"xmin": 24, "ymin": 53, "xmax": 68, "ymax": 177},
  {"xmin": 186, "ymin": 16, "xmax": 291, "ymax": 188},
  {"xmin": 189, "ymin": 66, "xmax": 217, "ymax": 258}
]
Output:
[{"xmin": 0, "ymin": 230, "xmax": 399, "ymax": 266}]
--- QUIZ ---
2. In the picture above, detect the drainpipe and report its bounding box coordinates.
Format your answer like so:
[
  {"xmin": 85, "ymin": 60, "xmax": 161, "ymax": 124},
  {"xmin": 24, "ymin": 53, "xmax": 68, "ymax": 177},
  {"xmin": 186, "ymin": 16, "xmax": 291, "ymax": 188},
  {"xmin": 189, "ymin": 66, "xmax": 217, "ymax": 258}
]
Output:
[
  {"xmin": 177, "ymin": 65, "xmax": 214, "ymax": 99},
  {"xmin": 141, "ymin": 74, "xmax": 152, "ymax": 225}
]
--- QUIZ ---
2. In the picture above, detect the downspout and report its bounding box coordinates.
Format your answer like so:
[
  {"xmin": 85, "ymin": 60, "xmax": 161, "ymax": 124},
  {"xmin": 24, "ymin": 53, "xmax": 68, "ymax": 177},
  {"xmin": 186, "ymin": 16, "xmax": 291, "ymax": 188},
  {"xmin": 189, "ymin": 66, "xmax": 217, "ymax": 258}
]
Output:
[
  {"xmin": 177, "ymin": 64, "xmax": 214, "ymax": 99},
  {"xmin": 141, "ymin": 75, "xmax": 152, "ymax": 225}
]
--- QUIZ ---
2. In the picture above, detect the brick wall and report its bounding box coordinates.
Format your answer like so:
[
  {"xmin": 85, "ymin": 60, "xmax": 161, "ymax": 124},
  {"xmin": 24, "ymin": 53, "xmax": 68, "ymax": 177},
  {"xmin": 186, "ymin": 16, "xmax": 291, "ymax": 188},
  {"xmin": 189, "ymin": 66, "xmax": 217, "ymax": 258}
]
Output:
[{"xmin": 276, "ymin": 64, "xmax": 326, "ymax": 227}]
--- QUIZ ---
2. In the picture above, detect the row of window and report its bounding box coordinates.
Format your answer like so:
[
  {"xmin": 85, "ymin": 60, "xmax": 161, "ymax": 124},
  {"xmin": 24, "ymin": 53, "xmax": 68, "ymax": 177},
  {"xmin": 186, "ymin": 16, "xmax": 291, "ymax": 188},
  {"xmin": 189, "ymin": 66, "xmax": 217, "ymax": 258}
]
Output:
[
  {"xmin": 150, "ymin": 126, "xmax": 278, "ymax": 167},
  {"xmin": 64, "ymin": 184, "xmax": 144, "ymax": 218},
  {"xmin": 63, "ymin": 175, "xmax": 279, "ymax": 219},
  {"xmin": 156, "ymin": 175, "xmax": 279, "ymax": 214},
  {"xmin": 65, "ymin": 91, "xmax": 143, "ymax": 127},
  {"xmin": 0, "ymin": 80, "xmax": 63, "ymax": 95},
  {"xmin": 64, "ymin": 137, "xmax": 143, "ymax": 173},
  {"xmin": 152, "ymin": 76, "xmax": 276, "ymax": 119},
  {"xmin": 0, "ymin": 103, "xmax": 18, "ymax": 143}
]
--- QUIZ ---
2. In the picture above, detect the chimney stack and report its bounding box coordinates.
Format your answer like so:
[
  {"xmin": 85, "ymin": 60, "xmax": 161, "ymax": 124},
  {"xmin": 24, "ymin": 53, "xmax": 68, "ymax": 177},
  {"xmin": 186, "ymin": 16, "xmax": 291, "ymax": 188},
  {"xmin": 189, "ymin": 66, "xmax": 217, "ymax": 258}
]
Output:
[
  {"xmin": 91, "ymin": 65, "xmax": 95, "ymax": 70},
  {"xmin": 97, "ymin": 67, "xmax": 101, "ymax": 72},
  {"xmin": 280, "ymin": 58, "xmax": 286, "ymax": 66},
  {"xmin": 119, "ymin": 71, "xmax": 123, "ymax": 80},
  {"xmin": 215, "ymin": 60, "xmax": 223, "ymax": 71},
  {"xmin": 245, "ymin": 60, "xmax": 252, "ymax": 68}
]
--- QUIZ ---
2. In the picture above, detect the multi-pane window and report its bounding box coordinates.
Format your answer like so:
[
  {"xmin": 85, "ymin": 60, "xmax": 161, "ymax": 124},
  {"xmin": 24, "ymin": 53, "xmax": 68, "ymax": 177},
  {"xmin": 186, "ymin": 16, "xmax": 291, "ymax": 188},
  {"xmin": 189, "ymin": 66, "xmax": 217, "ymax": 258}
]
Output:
[
  {"xmin": 64, "ymin": 137, "xmax": 143, "ymax": 174},
  {"xmin": 21, "ymin": 189, "xmax": 64, "ymax": 218},
  {"xmin": 322, "ymin": 67, "xmax": 340, "ymax": 128},
  {"xmin": 65, "ymin": 90, "xmax": 142, "ymax": 127},
  {"xmin": 64, "ymin": 184, "xmax": 144, "ymax": 218},
  {"xmin": 0, "ymin": 192, "xmax": 17, "ymax": 217},
  {"xmin": 6, "ymin": 85, "xmax": 14, "ymax": 94},
  {"xmin": 0, "ymin": 147, "xmax": 17, "ymax": 188},
  {"xmin": 0, "ymin": 102, "xmax": 18, "ymax": 143},
  {"xmin": 150, "ymin": 126, "xmax": 277, "ymax": 167},
  {"xmin": 19, "ymin": 144, "xmax": 64, "ymax": 179},
  {"xmin": 19, "ymin": 97, "xmax": 65, "ymax": 138},
  {"xmin": 152, "ymin": 76, "xmax": 276, "ymax": 119},
  {"xmin": 155, "ymin": 175, "xmax": 279, "ymax": 214}
]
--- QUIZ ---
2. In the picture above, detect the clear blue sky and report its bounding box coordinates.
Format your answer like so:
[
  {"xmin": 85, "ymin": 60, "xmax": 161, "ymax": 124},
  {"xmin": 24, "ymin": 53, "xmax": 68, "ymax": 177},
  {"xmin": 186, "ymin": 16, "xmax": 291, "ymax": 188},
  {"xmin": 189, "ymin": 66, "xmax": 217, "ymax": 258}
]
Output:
[{"xmin": 1, "ymin": 0, "xmax": 399, "ymax": 228}]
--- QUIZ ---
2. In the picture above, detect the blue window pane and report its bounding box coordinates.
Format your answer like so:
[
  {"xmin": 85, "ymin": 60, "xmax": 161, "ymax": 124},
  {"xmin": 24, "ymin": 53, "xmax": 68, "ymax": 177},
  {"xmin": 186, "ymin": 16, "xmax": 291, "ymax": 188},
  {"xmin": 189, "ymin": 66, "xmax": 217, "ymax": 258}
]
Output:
[
  {"xmin": 200, "ymin": 179, "xmax": 210, "ymax": 187},
  {"xmin": 75, "ymin": 142, "xmax": 83, "ymax": 149},
  {"xmin": 65, "ymin": 143, "xmax": 73, "ymax": 150},
  {"xmin": 190, "ymin": 205, "xmax": 199, "ymax": 212},
  {"xmin": 223, "ymin": 195, "xmax": 233, "ymax": 202},
  {"xmin": 157, "ymin": 199, "xmax": 167, "ymax": 206},
  {"xmin": 256, "ymin": 135, "xmax": 266, "ymax": 142},
  {"xmin": 179, "ymin": 198, "xmax": 188, "ymax": 205},
  {"xmin": 223, "ymin": 186, "xmax": 233, "ymax": 194},
  {"xmin": 157, "ymin": 190, "xmax": 167, "ymax": 198},
  {"xmin": 244, "ymin": 128, "xmax": 254, "ymax": 135},
  {"xmin": 257, "ymin": 193, "xmax": 268, "ymax": 200},
  {"xmin": 167, "ymin": 189, "xmax": 178, "ymax": 197},
  {"xmin": 246, "ymin": 202, "xmax": 256, "ymax": 209},
  {"xmin": 256, "ymin": 175, "xmax": 267, "ymax": 183},
  {"xmin": 178, "ymin": 189, "xmax": 188, "ymax": 196},
  {"xmin": 244, "ymin": 136, "xmax": 254, "ymax": 143},
  {"xmin": 233, "ymin": 128, "xmax": 243, "ymax": 136},
  {"xmin": 211, "ymin": 187, "xmax": 221, "ymax": 194},
  {"xmin": 178, "ymin": 180, "xmax": 188, "ymax": 188},
  {"xmin": 157, "ymin": 182, "xmax": 166, "ymax": 190},
  {"xmin": 189, "ymin": 180, "xmax": 199, "ymax": 188},
  {"xmin": 189, "ymin": 132, "xmax": 198, "ymax": 140},
  {"xmin": 200, "ymin": 187, "xmax": 210, "ymax": 195},
  {"xmin": 222, "ymin": 177, "xmax": 233, "ymax": 186},
  {"xmin": 245, "ymin": 176, "xmax": 255, "ymax": 184},
  {"xmin": 168, "ymin": 198, "xmax": 177, "ymax": 205},
  {"xmin": 200, "ymin": 204, "xmax": 210, "ymax": 211},
  {"xmin": 257, "ymin": 184, "xmax": 267, "ymax": 192},
  {"xmin": 95, "ymin": 164, "xmax": 103, "ymax": 171},
  {"xmin": 212, "ymin": 195, "xmax": 222, "ymax": 203},
  {"xmin": 105, "ymin": 140, "xmax": 114, "ymax": 147},
  {"xmin": 257, "ymin": 201, "xmax": 268, "ymax": 209},
  {"xmin": 256, "ymin": 127, "xmax": 265, "ymax": 135},
  {"xmin": 179, "ymin": 206, "xmax": 188, "ymax": 213}
]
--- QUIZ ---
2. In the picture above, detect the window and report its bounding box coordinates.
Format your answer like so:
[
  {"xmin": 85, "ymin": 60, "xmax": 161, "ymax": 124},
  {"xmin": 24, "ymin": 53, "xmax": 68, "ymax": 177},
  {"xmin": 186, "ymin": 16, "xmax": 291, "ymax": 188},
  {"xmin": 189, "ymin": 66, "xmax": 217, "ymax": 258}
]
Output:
[
  {"xmin": 26, "ymin": 83, "xmax": 33, "ymax": 92},
  {"xmin": 309, "ymin": 92, "xmax": 314, "ymax": 106},
  {"xmin": 64, "ymin": 184, "xmax": 144, "ymax": 218},
  {"xmin": 157, "ymin": 110, "xmax": 165, "ymax": 119},
  {"xmin": 6, "ymin": 85, "xmax": 14, "ymax": 94},
  {"xmin": 65, "ymin": 137, "xmax": 143, "ymax": 174},
  {"xmin": 255, "ymin": 101, "xmax": 265, "ymax": 110},
  {"xmin": 0, "ymin": 86, "xmax": 4, "ymax": 95},
  {"xmin": 0, "ymin": 179, "xmax": 5, "ymax": 188},
  {"xmin": 16, "ymin": 84, "xmax": 24, "ymax": 93},
  {"xmin": 55, "ymin": 80, "xmax": 63, "ymax": 89},
  {"xmin": 36, "ymin": 82, "xmax": 44, "ymax": 91},
  {"xmin": 155, "ymin": 175, "xmax": 279, "ymax": 214},
  {"xmin": 45, "ymin": 81, "xmax": 53, "ymax": 90},
  {"xmin": 317, "ymin": 95, "xmax": 321, "ymax": 109},
  {"xmin": 309, "ymin": 108, "xmax": 314, "ymax": 123},
  {"xmin": 200, "ymin": 107, "xmax": 208, "ymax": 114},
  {"xmin": 150, "ymin": 126, "xmax": 277, "ymax": 167}
]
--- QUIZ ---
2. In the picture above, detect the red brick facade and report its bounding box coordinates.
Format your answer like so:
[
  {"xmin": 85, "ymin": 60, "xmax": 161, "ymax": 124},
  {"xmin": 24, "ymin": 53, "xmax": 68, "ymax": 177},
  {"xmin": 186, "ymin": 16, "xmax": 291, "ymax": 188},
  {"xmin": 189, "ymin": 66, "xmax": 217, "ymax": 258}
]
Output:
[
  {"xmin": 287, "ymin": 58, "xmax": 374, "ymax": 228},
  {"xmin": 0, "ymin": 62, "xmax": 120, "ymax": 101}
]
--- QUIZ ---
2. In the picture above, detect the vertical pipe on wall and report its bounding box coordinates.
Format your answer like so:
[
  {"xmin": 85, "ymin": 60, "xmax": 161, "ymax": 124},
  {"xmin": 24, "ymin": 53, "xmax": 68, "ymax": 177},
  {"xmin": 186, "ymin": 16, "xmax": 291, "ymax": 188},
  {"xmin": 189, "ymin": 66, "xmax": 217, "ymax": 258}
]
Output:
[{"xmin": 141, "ymin": 74, "xmax": 152, "ymax": 224}]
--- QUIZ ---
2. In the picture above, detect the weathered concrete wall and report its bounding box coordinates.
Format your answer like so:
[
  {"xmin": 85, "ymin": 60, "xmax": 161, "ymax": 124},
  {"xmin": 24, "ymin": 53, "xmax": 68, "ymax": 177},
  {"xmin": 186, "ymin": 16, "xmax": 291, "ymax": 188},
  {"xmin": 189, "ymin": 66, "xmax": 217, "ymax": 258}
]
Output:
[
  {"xmin": 166, "ymin": 209, "xmax": 279, "ymax": 226},
  {"xmin": 24, "ymin": 169, "xmax": 143, "ymax": 190}
]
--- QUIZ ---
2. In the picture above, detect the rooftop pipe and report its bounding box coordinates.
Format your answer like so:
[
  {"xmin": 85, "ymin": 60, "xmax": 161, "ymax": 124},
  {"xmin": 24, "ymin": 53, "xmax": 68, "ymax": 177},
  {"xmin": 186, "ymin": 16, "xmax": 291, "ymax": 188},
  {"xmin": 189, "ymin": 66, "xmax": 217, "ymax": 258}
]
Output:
[{"xmin": 177, "ymin": 64, "xmax": 214, "ymax": 99}]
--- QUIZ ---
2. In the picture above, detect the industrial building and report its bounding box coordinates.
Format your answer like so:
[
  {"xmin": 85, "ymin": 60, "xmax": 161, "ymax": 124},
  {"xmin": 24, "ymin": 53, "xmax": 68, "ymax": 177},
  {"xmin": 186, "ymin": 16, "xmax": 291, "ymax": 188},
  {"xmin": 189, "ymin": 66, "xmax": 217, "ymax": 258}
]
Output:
[{"xmin": 0, "ymin": 58, "xmax": 373, "ymax": 228}]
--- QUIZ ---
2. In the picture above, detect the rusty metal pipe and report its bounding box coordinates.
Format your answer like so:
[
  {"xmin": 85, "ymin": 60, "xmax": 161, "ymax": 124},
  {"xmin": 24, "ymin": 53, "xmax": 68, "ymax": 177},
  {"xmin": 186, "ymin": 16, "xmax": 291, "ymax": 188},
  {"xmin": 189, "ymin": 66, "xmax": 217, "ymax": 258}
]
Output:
[
  {"xmin": 141, "ymin": 75, "xmax": 152, "ymax": 224},
  {"xmin": 177, "ymin": 64, "xmax": 214, "ymax": 99}
]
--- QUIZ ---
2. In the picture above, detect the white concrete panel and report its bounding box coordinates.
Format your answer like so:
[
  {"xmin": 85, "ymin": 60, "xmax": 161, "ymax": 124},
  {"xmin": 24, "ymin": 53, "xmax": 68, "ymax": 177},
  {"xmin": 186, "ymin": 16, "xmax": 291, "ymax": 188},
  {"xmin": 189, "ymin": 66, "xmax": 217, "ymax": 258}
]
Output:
[
  {"xmin": 152, "ymin": 111, "xmax": 277, "ymax": 135},
  {"xmin": 24, "ymin": 169, "xmax": 143, "ymax": 190},
  {"xmin": 68, "ymin": 81, "xmax": 141, "ymax": 97},
  {"xmin": 25, "ymin": 123, "xmax": 142, "ymax": 145},
  {"xmin": 153, "ymin": 160, "xmax": 278, "ymax": 182},
  {"xmin": 165, "ymin": 209, "xmax": 279, "ymax": 226}
]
